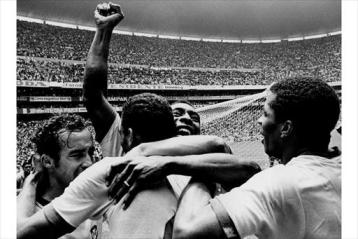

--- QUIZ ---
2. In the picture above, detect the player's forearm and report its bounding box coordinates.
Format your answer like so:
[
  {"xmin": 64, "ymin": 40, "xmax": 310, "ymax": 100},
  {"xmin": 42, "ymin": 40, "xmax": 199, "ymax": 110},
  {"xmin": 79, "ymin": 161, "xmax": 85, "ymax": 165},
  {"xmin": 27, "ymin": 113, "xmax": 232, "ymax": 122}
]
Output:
[
  {"xmin": 17, "ymin": 212, "xmax": 65, "ymax": 239},
  {"xmin": 133, "ymin": 135, "xmax": 231, "ymax": 157},
  {"xmin": 18, "ymin": 220, "xmax": 56, "ymax": 239},
  {"xmin": 164, "ymin": 153, "xmax": 261, "ymax": 189},
  {"xmin": 18, "ymin": 203, "xmax": 75, "ymax": 239},
  {"xmin": 83, "ymin": 28, "xmax": 113, "ymax": 104}
]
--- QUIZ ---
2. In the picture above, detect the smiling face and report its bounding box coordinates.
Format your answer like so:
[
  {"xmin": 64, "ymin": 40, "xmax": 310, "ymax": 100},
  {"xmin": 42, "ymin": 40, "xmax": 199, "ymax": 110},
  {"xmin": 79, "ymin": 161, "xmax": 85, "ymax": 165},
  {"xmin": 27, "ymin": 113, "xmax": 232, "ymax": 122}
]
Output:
[
  {"xmin": 171, "ymin": 102, "xmax": 200, "ymax": 136},
  {"xmin": 257, "ymin": 92, "xmax": 284, "ymax": 159},
  {"xmin": 51, "ymin": 128, "xmax": 94, "ymax": 188}
]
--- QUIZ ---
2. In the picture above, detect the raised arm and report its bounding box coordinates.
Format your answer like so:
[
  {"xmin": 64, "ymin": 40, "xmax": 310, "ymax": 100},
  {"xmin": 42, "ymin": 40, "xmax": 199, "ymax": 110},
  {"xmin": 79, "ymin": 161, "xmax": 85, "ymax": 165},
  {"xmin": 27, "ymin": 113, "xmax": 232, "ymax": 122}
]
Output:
[{"xmin": 83, "ymin": 2, "xmax": 124, "ymax": 142}]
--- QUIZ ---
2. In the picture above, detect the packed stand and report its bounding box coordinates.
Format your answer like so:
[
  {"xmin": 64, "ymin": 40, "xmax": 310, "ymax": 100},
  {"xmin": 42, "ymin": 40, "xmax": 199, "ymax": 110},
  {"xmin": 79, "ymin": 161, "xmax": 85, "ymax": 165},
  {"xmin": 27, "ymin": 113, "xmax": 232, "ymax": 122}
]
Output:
[
  {"xmin": 17, "ymin": 57, "xmax": 266, "ymax": 85},
  {"xmin": 17, "ymin": 58, "xmax": 84, "ymax": 82},
  {"xmin": 17, "ymin": 56, "xmax": 339, "ymax": 86},
  {"xmin": 17, "ymin": 20, "xmax": 341, "ymax": 85}
]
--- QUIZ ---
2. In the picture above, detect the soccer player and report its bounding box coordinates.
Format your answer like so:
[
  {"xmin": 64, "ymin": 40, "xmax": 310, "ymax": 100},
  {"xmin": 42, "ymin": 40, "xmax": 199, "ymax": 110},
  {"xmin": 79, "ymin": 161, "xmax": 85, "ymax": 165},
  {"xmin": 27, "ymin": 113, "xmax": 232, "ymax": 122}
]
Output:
[
  {"xmin": 17, "ymin": 114, "xmax": 103, "ymax": 239},
  {"xmin": 172, "ymin": 77, "xmax": 341, "ymax": 239}
]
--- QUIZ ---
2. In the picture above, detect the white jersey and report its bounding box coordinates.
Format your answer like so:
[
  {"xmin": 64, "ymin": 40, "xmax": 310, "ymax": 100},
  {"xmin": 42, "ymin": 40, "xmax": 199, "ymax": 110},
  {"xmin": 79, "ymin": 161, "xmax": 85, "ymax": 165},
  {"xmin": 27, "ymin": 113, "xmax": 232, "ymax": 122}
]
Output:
[
  {"xmin": 213, "ymin": 155, "xmax": 341, "ymax": 239},
  {"xmin": 36, "ymin": 201, "xmax": 103, "ymax": 239},
  {"xmin": 100, "ymin": 113, "xmax": 123, "ymax": 157}
]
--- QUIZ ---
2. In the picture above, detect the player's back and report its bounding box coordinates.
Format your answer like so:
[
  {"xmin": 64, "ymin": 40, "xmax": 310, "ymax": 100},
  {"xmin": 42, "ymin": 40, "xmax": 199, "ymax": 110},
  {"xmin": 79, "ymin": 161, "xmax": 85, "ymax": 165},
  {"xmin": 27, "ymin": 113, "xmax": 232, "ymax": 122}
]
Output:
[
  {"xmin": 286, "ymin": 155, "xmax": 341, "ymax": 239},
  {"xmin": 105, "ymin": 180, "xmax": 177, "ymax": 239}
]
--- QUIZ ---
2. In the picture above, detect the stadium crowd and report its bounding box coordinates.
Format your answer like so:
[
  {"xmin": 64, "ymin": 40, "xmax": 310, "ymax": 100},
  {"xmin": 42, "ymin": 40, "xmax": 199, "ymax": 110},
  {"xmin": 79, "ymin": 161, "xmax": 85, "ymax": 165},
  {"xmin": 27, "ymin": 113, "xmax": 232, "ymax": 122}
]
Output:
[
  {"xmin": 17, "ymin": 58, "xmax": 84, "ymax": 83},
  {"xmin": 17, "ymin": 55, "xmax": 339, "ymax": 86},
  {"xmin": 17, "ymin": 20, "xmax": 341, "ymax": 85},
  {"xmin": 17, "ymin": 58, "xmax": 266, "ymax": 85}
]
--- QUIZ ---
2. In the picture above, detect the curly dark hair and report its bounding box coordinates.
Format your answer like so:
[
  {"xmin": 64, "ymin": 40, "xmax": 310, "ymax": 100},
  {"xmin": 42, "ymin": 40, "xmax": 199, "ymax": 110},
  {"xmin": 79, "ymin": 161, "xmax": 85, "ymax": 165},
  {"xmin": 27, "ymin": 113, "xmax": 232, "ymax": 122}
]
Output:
[
  {"xmin": 121, "ymin": 93, "xmax": 177, "ymax": 147},
  {"xmin": 31, "ymin": 114, "xmax": 90, "ymax": 165},
  {"xmin": 269, "ymin": 77, "xmax": 340, "ymax": 149}
]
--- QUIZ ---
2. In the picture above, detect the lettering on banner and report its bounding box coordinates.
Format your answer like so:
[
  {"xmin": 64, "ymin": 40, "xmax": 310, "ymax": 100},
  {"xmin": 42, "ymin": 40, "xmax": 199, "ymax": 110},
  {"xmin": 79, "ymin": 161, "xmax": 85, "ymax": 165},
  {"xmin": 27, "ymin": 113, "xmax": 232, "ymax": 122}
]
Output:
[
  {"xmin": 109, "ymin": 84, "xmax": 184, "ymax": 90},
  {"xmin": 17, "ymin": 80, "xmax": 48, "ymax": 88},
  {"xmin": 63, "ymin": 82, "xmax": 83, "ymax": 88},
  {"xmin": 29, "ymin": 96, "xmax": 72, "ymax": 102}
]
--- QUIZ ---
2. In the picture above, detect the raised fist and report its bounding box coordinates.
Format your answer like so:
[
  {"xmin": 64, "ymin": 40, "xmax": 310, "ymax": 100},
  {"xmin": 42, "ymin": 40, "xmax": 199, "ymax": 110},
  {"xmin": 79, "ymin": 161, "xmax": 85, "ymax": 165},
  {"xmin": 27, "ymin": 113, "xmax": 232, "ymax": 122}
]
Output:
[{"xmin": 95, "ymin": 2, "xmax": 124, "ymax": 29}]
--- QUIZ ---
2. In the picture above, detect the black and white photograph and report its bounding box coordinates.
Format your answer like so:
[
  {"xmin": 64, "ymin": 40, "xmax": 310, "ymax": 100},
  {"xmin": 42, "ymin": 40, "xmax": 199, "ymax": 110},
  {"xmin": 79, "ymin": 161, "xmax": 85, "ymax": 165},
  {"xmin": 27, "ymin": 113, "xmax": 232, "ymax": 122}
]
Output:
[{"xmin": 1, "ymin": 0, "xmax": 357, "ymax": 238}]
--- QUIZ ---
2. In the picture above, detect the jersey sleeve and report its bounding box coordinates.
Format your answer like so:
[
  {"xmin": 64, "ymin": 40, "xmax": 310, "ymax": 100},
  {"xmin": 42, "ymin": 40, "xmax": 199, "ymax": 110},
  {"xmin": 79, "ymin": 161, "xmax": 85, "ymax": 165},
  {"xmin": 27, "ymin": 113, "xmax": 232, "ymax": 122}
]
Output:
[
  {"xmin": 100, "ymin": 113, "xmax": 123, "ymax": 157},
  {"xmin": 214, "ymin": 166, "xmax": 302, "ymax": 239},
  {"xmin": 51, "ymin": 157, "xmax": 120, "ymax": 227}
]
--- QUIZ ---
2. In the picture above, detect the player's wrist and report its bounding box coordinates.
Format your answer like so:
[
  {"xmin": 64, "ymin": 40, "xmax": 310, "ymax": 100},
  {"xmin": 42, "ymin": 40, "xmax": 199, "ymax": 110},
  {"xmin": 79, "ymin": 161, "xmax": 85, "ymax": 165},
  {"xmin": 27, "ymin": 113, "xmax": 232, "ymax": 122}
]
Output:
[{"xmin": 96, "ymin": 24, "xmax": 115, "ymax": 32}]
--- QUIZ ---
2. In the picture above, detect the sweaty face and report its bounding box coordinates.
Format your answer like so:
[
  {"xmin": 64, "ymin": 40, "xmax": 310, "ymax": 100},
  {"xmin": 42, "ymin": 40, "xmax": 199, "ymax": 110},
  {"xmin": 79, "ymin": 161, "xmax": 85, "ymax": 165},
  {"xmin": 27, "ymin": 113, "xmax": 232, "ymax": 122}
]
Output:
[
  {"xmin": 53, "ymin": 128, "xmax": 94, "ymax": 187},
  {"xmin": 257, "ymin": 92, "xmax": 283, "ymax": 159},
  {"xmin": 171, "ymin": 103, "xmax": 200, "ymax": 136}
]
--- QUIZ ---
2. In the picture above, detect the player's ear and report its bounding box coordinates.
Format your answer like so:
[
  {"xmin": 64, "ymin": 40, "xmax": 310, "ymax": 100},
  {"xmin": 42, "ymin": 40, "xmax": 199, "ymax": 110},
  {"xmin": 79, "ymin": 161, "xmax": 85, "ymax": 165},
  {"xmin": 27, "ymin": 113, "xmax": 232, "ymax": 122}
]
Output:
[
  {"xmin": 126, "ymin": 128, "xmax": 134, "ymax": 149},
  {"xmin": 41, "ymin": 154, "xmax": 55, "ymax": 169},
  {"xmin": 280, "ymin": 120, "xmax": 293, "ymax": 139}
]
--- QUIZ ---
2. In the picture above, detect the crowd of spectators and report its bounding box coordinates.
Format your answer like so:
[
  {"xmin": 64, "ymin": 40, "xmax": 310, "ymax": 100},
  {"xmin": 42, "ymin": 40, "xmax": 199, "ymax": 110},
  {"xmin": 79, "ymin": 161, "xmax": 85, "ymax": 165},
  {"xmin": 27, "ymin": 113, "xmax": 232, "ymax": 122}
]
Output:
[
  {"xmin": 17, "ymin": 58, "xmax": 83, "ymax": 83},
  {"xmin": 17, "ymin": 20, "xmax": 341, "ymax": 85},
  {"xmin": 17, "ymin": 121, "xmax": 40, "ymax": 172},
  {"xmin": 17, "ymin": 55, "xmax": 339, "ymax": 86},
  {"xmin": 17, "ymin": 58, "xmax": 267, "ymax": 85}
]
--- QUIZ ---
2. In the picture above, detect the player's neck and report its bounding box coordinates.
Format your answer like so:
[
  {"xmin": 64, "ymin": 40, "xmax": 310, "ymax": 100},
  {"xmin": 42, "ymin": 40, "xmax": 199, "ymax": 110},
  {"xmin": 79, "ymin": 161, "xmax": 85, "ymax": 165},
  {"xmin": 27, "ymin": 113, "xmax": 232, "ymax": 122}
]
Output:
[
  {"xmin": 282, "ymin": 145, "xmax": 333, "ymax": 164},
  {"xmin": 41, "ymin": 178, "xmax": 65, "ymax": 201}
]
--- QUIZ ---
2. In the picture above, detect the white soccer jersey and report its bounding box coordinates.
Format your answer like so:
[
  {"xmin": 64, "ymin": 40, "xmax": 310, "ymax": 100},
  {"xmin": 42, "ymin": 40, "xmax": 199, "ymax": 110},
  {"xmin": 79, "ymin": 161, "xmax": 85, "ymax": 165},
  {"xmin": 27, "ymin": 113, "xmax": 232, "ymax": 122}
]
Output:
[
  {"xmin": 36, "ymin": 201, "xmax": 103, "ymax": 239},
  {"xmin": 214, "ymin": 155, "xmax": 341, "ymax": 239},
  {"xmin": 100, "ymin": 113, "xmax": 123, "ymax": 157}
]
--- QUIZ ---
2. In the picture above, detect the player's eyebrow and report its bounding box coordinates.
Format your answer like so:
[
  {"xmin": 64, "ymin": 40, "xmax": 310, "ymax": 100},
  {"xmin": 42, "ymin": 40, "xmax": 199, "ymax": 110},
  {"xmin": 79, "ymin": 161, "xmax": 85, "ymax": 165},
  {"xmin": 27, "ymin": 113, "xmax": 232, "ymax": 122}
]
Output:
[
  {"xmin": 68, "ymin": 148, "xmax": 87, "ymax": 155},
  {"xmin": 172, "ymin": 108, "xmax": 184, "ymax": 113}
]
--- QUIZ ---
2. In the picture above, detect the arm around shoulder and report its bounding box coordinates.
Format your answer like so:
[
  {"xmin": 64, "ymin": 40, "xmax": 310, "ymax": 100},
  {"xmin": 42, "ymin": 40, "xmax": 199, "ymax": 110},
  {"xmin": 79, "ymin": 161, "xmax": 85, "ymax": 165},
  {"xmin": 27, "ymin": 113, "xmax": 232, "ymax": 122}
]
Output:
[
  {"xmin": 130, "ymin": 135, "xmax": 232, "ymax": 157},
  {"xmin": 17, "ymin": 203, "xmax": 74, "ymax": 239}
]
